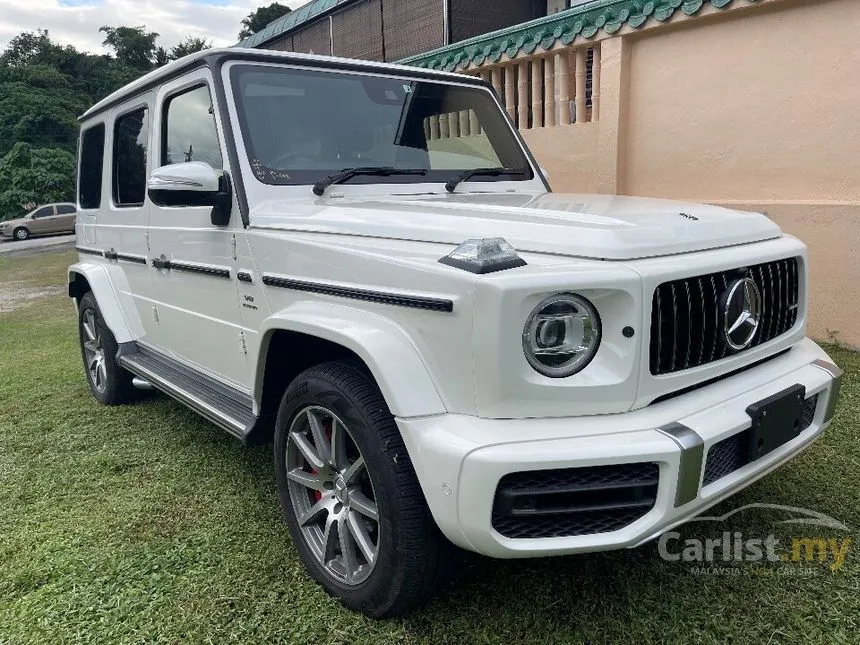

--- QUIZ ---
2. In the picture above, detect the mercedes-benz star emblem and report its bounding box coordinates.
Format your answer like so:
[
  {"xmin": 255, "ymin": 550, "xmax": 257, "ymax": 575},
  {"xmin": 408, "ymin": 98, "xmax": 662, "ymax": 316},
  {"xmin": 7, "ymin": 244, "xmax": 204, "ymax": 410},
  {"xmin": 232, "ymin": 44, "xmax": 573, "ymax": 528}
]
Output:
[{"xmin": 724, "ymin": 277, "xmax": 762, "ymax": 350}]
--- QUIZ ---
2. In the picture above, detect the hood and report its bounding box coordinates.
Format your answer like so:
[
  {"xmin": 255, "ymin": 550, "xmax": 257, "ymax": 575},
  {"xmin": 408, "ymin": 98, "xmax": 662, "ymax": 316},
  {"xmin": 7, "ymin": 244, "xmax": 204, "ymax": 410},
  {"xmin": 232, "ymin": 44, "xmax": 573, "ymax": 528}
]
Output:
[{"xmin": 250, "ymin": 192, "xmax": 782, "ymax": 260}]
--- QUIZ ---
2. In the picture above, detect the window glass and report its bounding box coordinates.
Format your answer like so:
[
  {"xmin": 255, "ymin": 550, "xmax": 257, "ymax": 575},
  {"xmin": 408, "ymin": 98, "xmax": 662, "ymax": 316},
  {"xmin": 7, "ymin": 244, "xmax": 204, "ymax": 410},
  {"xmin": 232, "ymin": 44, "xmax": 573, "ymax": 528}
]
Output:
[
  {"xmin": 163, "ymin": 85, "xmax": 222, "ymax": 169},
  {"xmin": 113, "ymin": 107, "xmax": 149, "ymax": 206},
  {"xmin": 230, "ymin": 65, "xmax": 532, "ymax": 186},
  {"xmin": 56, "ymin": 204, "xmax": 76, "ymax": 215},
  {"xmin": 32, "ymin": 206, "xmax": 53, "ymax": 218},
  {"xmin": 79, "ymin": 124, "xmax": 105, "ymax": 209}
]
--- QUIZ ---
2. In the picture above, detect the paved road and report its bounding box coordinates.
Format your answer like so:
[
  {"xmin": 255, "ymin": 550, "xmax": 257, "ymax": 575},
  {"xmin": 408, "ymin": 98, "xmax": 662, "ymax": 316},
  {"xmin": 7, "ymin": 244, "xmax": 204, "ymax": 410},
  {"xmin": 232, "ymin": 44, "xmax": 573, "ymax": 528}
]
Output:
[{"xmin": 0, "ymin": 234, "xmax": 76, "ymax": 258}]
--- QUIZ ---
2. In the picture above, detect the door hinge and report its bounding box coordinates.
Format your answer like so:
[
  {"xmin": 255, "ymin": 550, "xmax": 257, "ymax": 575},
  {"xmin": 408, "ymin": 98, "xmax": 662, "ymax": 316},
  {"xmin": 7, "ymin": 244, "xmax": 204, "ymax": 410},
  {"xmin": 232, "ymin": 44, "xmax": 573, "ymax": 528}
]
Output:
[
  {"xmin": 152, "ymin": 305, "xmax": 159, "ymax": 323},
  {"xmin": 145, "ymin": 231, "xmax": 151, "ymax": 253},
  {"xmin": 231, "ymin": 234, "xmax": 237, "ymax": 261},
  {"xmin": 238, "ymin": 330, "xmax": 247, "ymax": 355}
]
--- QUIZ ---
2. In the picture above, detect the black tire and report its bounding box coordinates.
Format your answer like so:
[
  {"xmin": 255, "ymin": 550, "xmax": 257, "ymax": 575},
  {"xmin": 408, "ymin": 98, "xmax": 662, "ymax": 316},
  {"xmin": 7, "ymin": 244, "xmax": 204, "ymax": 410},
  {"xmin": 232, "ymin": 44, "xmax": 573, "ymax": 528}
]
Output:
[
  {"xmin": 78, "ymin": 291, "xmax": 136, "ymax": 405},
  {"xmin": 13, "ymin": 227, "xmax": 30, "ymax": 241},
  {"xmin": 274, "ymin": 360, "xmax": 459, "ymax": 618}
]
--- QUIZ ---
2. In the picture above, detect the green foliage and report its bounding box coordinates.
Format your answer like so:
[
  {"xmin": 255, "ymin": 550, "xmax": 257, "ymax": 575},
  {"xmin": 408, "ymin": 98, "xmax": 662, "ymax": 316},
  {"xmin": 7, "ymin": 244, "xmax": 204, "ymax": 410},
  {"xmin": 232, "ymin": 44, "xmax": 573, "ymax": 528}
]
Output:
[
  {"xmin": 239, "ymin": 2, "xmax": 292, "ymax": 40},
  {"xmin": 99, "ymin": 25, "xmax": 161, "ymax": 71},
  {"xmin": 170, "ymin": 37, "xmax": 211, "ymax": 61},
  {"xmin": 0, "ymin": 143, "xmax": 76, "ymax": 220},
  {"xmin": 0, "ymin": 28, "xmax": 205, "ymax": 213}
]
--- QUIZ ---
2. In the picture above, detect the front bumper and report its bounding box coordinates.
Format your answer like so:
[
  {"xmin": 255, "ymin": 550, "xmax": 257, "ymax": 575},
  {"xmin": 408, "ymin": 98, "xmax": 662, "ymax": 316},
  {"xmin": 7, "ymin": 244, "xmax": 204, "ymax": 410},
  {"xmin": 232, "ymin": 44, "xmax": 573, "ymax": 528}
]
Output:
[{"xmin": 396, "ymin": 339, "xmax": 842, "ymax": 558}]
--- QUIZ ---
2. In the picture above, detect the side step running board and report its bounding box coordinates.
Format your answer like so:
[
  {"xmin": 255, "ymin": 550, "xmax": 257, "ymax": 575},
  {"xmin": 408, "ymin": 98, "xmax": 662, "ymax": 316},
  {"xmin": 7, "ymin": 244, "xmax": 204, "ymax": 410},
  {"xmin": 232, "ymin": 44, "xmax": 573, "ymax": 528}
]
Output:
[{"xmin": 119, "ymin": 343, "xmax": 257, "ymax": 441}]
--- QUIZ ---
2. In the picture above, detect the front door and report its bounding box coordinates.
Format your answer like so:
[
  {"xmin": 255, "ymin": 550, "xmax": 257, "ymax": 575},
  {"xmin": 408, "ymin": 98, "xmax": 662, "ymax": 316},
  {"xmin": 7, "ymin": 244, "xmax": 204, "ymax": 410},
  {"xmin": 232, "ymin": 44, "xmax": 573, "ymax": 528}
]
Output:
[
  {"xmin": 146, "ymin": 71, "xmax": 248, "ymax": 389},
  {"xmin": 28, "ymin": 205, "xmax": 55, "ymax": 234}
]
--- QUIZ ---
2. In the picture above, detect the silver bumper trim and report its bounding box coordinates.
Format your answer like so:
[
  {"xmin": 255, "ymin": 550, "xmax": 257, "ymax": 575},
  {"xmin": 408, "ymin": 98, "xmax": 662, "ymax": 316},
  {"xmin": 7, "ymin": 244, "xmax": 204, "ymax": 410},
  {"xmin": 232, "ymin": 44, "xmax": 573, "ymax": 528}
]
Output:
[{"xmin": 657, "ymin": 422, "xmax": 704, "ymax": 507}]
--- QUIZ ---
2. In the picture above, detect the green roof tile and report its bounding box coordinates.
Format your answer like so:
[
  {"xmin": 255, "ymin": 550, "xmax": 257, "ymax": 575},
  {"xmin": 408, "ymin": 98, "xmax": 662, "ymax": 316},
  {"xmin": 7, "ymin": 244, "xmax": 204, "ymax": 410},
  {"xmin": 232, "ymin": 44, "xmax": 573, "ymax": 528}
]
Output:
[{"xmin": 400, "ymin": 0, "xmax": 762, "ymax": 70}]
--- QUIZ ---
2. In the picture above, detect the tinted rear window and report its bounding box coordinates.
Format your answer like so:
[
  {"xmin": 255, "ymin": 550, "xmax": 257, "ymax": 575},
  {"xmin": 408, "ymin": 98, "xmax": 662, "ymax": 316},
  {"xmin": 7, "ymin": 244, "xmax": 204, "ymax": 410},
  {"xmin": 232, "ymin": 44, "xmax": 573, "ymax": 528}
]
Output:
[
  {"xmin": 79, "ymin": 124, "xmax": 105, "ymax": 209},
  {"xmin": 113, "ymin": 107, "xmax": 149, "ymax": 207}
]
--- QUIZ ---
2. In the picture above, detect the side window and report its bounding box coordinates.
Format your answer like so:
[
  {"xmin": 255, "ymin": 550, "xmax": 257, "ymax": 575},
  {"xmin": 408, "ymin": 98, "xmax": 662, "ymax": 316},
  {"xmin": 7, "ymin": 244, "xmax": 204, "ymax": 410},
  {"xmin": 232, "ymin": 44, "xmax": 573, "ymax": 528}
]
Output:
[
  {"xmin": 162, "ymin": 85, "xmax": 223, "ymax": 169},
  {"xmin": 56, "ymin": 205, "xmax": 76, "ymax": 215},
  {"xmin": 113, "ymin": 106, "xmax": 149, "ymax": 207},
  {"xmin": 79, "ymin": 124, "xmax": 105, "ymax": 210},
  {"xmin": 32, "ymin": 206, "xmax": 53, "ymax": 219}
]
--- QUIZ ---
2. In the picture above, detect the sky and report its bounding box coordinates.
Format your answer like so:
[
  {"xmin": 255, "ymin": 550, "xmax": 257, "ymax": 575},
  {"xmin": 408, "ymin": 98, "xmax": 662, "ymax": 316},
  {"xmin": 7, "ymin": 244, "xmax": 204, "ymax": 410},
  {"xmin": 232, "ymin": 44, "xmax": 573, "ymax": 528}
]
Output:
[{"xmin": 0, "ymin": 0, "xmax": 308, "ymax": 54}]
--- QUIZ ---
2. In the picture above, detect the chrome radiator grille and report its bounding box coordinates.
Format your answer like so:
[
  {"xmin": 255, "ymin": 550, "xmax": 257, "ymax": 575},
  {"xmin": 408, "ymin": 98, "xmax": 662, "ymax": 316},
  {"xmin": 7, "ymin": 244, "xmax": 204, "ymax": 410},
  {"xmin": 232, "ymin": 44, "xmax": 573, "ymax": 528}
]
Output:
[{"xmin": 649, "ymin": 258, "xmax": 800, "ymax": 375}]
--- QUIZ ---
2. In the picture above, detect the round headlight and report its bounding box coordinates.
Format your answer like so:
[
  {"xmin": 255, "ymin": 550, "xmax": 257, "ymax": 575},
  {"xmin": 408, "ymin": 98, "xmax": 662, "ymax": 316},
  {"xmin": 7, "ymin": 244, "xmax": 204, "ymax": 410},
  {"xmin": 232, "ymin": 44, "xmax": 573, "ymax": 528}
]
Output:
[{"xmin": 522, "ymin": 293, "xmax": 601, "ymax": 378}]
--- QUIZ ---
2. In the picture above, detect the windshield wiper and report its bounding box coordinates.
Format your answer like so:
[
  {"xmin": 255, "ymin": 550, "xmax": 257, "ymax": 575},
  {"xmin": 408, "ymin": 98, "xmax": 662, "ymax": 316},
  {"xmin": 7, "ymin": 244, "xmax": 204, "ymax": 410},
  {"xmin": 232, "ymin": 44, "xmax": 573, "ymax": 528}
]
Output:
[
  {"xmin": 313, "ymin": 166, "xmax": 427, "ymax": 196},
  {"xmin": 444, "ymin": 167, "xmax": 529, "ymax": 193}
]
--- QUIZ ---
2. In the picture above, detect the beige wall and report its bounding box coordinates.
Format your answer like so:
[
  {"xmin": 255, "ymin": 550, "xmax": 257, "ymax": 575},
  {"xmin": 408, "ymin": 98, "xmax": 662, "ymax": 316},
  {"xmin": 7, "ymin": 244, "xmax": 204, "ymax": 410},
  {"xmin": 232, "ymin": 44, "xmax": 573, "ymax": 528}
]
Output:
[
  {"xmin": 521, "ymin": 0, "xmax": 859, "ymax": 348},
  {"xmin": 521, "ymin": 123, "xmax": 600, "ymax": 193},
  {"xmin": 624, "ymin": 0, "xmax": 860, "ymax": 203}
]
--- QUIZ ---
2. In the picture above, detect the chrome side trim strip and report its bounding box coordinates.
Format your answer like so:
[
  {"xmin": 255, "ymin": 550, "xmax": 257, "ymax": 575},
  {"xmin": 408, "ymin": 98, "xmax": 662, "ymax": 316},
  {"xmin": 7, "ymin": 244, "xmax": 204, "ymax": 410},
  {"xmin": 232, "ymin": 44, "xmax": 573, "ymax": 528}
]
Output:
[
  {"xmin": 657, "ymin": 422, "xmax": 705, "ymax": 507},
  {"xmin": 812, "ymin": 359, "xmax": 844, "ymax": 423},
  {"xmin": 261, "ymin": 274, "xmax": 454, "ymax": 313}
]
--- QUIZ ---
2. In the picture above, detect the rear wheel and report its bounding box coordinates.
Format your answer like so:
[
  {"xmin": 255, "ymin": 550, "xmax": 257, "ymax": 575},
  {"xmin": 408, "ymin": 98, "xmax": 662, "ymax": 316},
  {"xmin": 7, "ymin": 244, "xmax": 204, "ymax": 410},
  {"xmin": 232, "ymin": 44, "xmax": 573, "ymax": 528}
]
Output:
[
  {"xmin": 274, "ymin": 361, "xmax": 459, "ymax": 617},
  {"xmin": 13, "ymin": 227, "xmax": 29, "ymax": 241},
  {"xmin": 78, "ymin": 292, "xmax": 136, "ymax": 405}
]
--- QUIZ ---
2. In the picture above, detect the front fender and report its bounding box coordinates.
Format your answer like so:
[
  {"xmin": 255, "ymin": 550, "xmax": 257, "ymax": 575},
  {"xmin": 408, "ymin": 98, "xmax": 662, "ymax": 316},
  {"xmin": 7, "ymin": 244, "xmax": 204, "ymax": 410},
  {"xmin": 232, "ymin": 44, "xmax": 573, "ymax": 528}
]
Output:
[
  {"xmin": 255, "ymin": 301, "xmax": 447, "ymax": 418},
  {"xmin": 68, "ymin": 262, "xmax": 133, "ymax": 344}
]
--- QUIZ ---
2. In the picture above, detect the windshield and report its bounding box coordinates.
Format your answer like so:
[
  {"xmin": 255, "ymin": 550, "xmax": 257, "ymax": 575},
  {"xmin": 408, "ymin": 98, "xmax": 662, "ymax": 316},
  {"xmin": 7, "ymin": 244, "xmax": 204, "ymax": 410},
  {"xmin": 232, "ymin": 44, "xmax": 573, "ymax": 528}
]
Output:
[{"xmin": 229, "ymin": 64, "xmax": 533, "ymax": 187}]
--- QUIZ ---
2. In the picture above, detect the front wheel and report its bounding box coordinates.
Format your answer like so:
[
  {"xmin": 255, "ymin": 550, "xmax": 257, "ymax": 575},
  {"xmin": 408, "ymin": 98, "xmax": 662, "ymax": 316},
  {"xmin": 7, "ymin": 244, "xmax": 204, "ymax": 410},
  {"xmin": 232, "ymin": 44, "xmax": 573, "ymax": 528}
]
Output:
[
  {"xmin": 13, "ymin": 227, "xmax": 30, "ymax": 241},
  {"xmin": 274, "ymin": 361, "xmax": 459, "ymax": 617}
]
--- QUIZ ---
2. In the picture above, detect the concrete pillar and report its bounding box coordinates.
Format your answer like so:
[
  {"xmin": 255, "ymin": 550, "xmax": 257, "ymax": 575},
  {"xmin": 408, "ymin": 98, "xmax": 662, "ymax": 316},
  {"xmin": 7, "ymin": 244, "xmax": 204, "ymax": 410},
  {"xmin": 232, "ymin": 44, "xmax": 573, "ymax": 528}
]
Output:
[
  {"xmin": 595, "ymin": 36, "xmax": 629, "ymax": 194},
  {"xmin": 504, "ymin": 65, "xmax": 516, "ymax": 121},
  {"xmin": 543, "ymin": 57, "xmax": 555, "ymax": 126},
  {"xmin": 556, "ymin": 51, "xmax": 570, "ymax": 125},
  {"xmin": 531, "ymin": 58, "xmax": 543, "ymax": 128},
  {"xmin": 518, "ymin": 60, "xmax": 529, "ymax": 128},
  {"xmin": 591, "ymin": 45, "xmax": 602, "ymax": 121}
]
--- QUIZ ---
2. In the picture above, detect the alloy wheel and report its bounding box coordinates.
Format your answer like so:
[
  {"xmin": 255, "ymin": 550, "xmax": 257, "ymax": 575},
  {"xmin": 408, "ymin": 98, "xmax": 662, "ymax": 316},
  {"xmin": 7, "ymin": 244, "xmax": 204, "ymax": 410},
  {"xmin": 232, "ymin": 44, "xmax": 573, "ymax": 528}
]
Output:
[
  {"xmin": 81, "ymin": 309, "xmax": 107, "ymax": 393},
  {"xmin": 286, "ymin": 406, "xmax": 380, "ymax": 585}
]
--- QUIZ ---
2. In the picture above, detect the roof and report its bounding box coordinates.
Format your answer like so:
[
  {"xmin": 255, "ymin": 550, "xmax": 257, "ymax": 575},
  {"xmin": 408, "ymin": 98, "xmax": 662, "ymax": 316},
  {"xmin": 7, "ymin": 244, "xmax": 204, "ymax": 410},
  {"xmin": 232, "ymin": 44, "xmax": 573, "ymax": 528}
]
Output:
[
  {"xmin": 79, "ymin": 48, "xmax": 486, "ymax": 121},
  {"xmin": 399, "ymin": 0, "xmax": 763, "ymax": 70},
  {"xmin": 237, "ymin": 0, "xmax": 355, "ymax": 49}
]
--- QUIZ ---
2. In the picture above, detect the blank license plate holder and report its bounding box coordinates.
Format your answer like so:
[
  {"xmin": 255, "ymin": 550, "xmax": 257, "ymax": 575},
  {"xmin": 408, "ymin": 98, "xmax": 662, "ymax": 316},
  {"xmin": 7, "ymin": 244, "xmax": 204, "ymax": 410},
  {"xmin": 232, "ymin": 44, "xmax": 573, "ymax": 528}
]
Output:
[{"xmin": 746, "ymin": 384, "xmax": 806, "ymax": 461}]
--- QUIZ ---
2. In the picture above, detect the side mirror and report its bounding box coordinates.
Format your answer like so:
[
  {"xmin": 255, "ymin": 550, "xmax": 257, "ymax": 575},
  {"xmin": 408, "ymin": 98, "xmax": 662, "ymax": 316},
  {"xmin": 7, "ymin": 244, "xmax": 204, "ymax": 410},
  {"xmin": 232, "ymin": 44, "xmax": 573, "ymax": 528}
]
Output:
[{"xmin": 147, "ymin": 162, "xmax": 232, "ymax": 227}]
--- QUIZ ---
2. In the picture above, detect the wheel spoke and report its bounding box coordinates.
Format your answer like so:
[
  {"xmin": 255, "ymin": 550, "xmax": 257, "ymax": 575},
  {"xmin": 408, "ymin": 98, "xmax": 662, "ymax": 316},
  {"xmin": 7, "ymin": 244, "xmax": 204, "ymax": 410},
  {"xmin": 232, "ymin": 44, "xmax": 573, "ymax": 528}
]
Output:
[
  {"xmin": 330, "ymin": 419, "xmax": 347, "ymax": 471},
  {"xmin": 287, "ymin": 467, "xmax": 326, "ymax": 491},
  {"xmin": 349, "ymin": 491, "xmax": 378, "ymax": 522},
  {"xmin": 338, "ymin": 513, "xmax": 358, "ymax": 581},
  {"xmin": 347, "ymin": 510, "xmax": 376, "ymax": 565},
  {"xmin": 290, "ymin": 432, "xmax": 325, "ymax": 471},
  {"xmin": 84, "ymin": 341, "xmax": 98, "ymax": 353},
  {"xmin": 306, "ymin": 410, "xmax": 332, "ymax": 465},
  {"xmin": 298, "ymin": 497, "xmax": 330, "ymax": 527},
  {"xmin": 342, "ymin": 456, "xmax": 365, "ymax": 485},
  {"xmin": 322, "ymin": 515, "xmax": 338, "ymax": 562},
  {"xmin": 82, "ymin": 314, "xmax": 96, "ymax": 342},
  {"xmin": 97, "ymin": 360, "xmax": 107, "ymax": 390},
  {"xmin": 88, "ymin": 356, "xmax": 99, "ymax": 372}
]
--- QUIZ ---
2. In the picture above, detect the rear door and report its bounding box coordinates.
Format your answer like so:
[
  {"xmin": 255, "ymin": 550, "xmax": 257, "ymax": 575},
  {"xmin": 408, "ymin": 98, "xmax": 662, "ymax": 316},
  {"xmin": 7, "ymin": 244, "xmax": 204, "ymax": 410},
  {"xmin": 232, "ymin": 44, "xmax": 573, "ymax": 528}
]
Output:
[
  {"xmin": 55, "ymin": 204, "xmax": 77, "ymax": 232},
  {"xmin": 94, "ymin": 97, "xmax": 156, "ymax": 342}
]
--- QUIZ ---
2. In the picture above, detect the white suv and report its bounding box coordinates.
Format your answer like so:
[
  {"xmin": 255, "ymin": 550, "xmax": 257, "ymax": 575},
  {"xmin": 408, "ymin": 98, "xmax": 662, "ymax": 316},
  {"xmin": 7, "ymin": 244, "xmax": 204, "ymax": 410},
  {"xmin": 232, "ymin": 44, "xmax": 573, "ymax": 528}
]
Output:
[{"xmin": 69, "ymin": 48, "xmax": 842, "ymax": 617}]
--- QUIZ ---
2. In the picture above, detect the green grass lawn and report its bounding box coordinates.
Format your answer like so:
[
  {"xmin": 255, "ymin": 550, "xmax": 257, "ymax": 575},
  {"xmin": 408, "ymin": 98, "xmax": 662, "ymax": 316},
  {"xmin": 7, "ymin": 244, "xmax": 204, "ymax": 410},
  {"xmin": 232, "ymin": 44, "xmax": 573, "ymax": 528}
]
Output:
[{"xmin": 1, "ymin": 251, "xmax": 858, "ymax": 644}]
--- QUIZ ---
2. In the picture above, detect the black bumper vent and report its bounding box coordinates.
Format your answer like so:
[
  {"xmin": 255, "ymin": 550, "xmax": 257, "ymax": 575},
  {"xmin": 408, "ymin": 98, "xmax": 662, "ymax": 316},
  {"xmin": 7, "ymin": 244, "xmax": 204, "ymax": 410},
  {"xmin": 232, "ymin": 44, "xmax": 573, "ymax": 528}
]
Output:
[
  {"xmin": 703, "ymin": 393, "xmax": 818, "ymax": 486},
  {"xmin": 650, "ymin": 258, "xmax": 800, "ymax": 375},
  {"xmin": 491, "ymin": 463, "xmax": 659, "ymax": 539}
]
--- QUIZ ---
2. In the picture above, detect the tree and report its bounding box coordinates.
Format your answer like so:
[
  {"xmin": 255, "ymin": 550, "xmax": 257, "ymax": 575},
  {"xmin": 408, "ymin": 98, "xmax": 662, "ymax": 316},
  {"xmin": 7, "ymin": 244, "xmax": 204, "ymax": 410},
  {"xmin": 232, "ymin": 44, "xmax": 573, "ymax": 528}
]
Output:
[
  {"xmin": 0, "ymin": 65, "xmax": 90, "ymax": 158},
  {"xmin": 100, "ymin": 26, "xmax": 160, "ymax": 70},
  {"xmin": 170, "ymin": 37, "xmax": 211, "ymax": 60},
  {"xmin": 239, "ymin": 3, "xmax": 292, "ymax": 40},
  {"xmin": 0, "ymin": 143, "xmax": 76, "ymax": 220}
]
